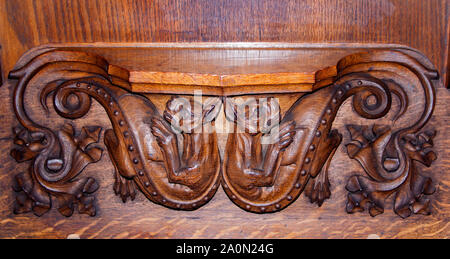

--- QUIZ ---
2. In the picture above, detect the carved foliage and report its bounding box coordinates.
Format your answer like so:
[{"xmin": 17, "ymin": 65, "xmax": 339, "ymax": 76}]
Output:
[
  {"xmin": 7, "ymin": 48, "xmax": 439, "ymax": 218},
  {"xmin": 222, "ymin": 50, "xmax": 439, "ymax": 217},
  {"xmin": 11, "ymin": 124, "xmax": 103, "ymax": 217},
  {"xmin": 345, "ymin": 125, "xmax": 437, "ymax": 218},
  {"xmin": 335, "ymin": 50, "xmax": 439, "ymax": 218},
  {"xmin": 8, "ymin": 50, "xmax": 222, "ymax": 215}
]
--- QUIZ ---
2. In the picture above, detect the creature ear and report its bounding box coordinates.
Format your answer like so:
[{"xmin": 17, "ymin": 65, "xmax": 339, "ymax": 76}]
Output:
[
  {"xmin": 202, "ymin": 97, "xmax": 222, "ymax": 123},
  {"xmin": 259, "ymin": 97, "xmax": 281, "ymax": 133},
  {"xmin": 163, "ymin": 95, "xmax": 182, "ymax": 125},
  {"xmin": 224, "ymin": 98, "xmax": 238, "ymax": 123},
  {"xmin": 163, "ymin": 95, "xmax": 193, "ymax": 132}
]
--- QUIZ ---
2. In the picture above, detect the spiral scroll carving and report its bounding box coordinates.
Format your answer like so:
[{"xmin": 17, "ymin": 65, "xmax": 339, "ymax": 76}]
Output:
[{"xmin": 7, "ymin": 48, "xmax": 439, "ymax": 218}]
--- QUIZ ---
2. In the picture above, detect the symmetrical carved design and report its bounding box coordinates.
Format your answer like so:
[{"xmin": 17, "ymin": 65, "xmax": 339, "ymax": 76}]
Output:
[{"xmin": 8, "ymin": 48, "xmax": 439, "ymax": 218}]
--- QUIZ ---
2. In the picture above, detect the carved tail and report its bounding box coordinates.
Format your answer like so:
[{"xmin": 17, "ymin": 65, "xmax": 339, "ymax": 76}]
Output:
[
  {"xmin": 331, "ymin": 50, "xmax": 439, "ymax": 218},
  {"xmin": 9, "ymin": 49, "xmax": 222, "ymax": 214},
  {"xmin": 8, "ymin": 50, "xmax": 129, "ymax": 216},
  {"xmin": 221, "ymin": 49, "xmax": 438, "ymax": 215},
  {"xmin": 10, "ymin": 50, "xmax": 124, "ymax": 181}
]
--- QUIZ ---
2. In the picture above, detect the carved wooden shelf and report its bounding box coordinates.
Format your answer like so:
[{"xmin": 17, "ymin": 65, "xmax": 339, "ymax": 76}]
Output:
[{"xmin": 7, "ymin": 43, "xmax": 440, "ymax": 219}]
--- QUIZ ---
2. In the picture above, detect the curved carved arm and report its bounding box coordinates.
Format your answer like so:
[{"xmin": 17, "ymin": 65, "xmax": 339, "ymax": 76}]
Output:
[
  {"xmin": 150, "ymin": 96, "xmax": 222, "ymax": 190},
  {"xmin": 222, "ymin": 49, "xmax": 439, "ymax": 217},
  {"xmin": 9, "ymin": 50, "xmax": 110, "ymax": 216},
  {"xmin": 8, "ymin": 50, "xmax": 222, "ymax": 216},
  {"xmin": 7, "ymin": 48, "xmax": 439, "ymax": 218},
  {"xmin": 336, "ymin": 50, "xmax": 438, "ymax": 218}
]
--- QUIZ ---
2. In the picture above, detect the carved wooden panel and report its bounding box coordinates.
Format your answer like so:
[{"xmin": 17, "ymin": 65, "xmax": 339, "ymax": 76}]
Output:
[
  {"xmin": 4, "ymin": 44, "xmax": 442, "ymax": 222},
  {"xmin": 0, "ymin": 0, "xmax": 449, "ymax": 239}
]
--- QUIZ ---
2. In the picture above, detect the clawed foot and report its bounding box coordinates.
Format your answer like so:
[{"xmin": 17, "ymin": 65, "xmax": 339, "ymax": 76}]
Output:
[
  {"xmin": 305, "ymin": 129, "xmax": 341, "ymax": 206},
  {"xmin": 305, "ymin": 174, "xmax": 331, "ymax": 207},
  {"xmin": 150, "ymin": 116, "xmax": 177, "ymax": 146},
  {"xmin": 113, "ymin": 169, "xmax": 136, "ymax": 203}
]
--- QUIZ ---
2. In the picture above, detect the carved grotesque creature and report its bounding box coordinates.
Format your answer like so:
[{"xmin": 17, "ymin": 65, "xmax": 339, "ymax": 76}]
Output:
[{"xmin": 8, "ymin": 49, "xmax": 438, "ymax": 218}]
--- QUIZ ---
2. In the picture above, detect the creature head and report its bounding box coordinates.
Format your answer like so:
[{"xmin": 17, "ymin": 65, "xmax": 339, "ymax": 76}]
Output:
[
  {"xmin": 225, "ymin": 97, "xmax": 281, "ymax": 135},
  {"xmin": 163, "ymin": 96, "xmax": 222, "ymax": 133}
]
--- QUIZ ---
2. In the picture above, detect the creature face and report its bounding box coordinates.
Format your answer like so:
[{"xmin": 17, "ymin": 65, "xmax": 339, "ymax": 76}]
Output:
[
  {"xmin": 163, "ymin": 96, "xmax": 222, "ymax": 133},
  {"xmin": 225, "ymin": 97, "xmax": 281, "ymax": 134}
]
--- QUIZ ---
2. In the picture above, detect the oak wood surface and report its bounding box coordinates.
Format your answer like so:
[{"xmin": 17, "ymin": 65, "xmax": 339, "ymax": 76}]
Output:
[
  {"xmin": 0, "ymin": 0, "xmax": 449, "ymax": 239},
  {"xmin": 12, "ymin": 43, "xmax": 435, "ymax": 96},
  {"xmin": 0, "ymin": 0, "xmax": 449, "ymax": 87},
  {"xmin": 1, "ymin": 46, "xmax": 449, "ymax": 238},
  {"xmin": 130, "ymin": 72, "xmax": 315, "ymax": 86},
  {"xmin": 1, "ymin": 78, "xmax": 448, "ymax": 239}
]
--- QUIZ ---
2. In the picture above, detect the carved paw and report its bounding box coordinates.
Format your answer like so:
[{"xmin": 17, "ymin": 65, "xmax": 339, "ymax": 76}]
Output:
[
  {"xmin": 305, "ymin": 173, "xmax": 331, "ymax": 207},
  {"xmin": 113, "ymin": 169, "xmax": 136, "ymax": 203},
  {"xmin": 241, "ymin": 168, "xmax": 270, "ymax": 188},
  {"xmin": 276, "ymin": 121, "xmax": 296, "ymax": 150},
  {"xmin": 170, "ymin": 169, "xmax": 204, "ymax": 189},
  {"xmin": 150, "ymin": 116, "xmax": 177, "ymax": 146}
]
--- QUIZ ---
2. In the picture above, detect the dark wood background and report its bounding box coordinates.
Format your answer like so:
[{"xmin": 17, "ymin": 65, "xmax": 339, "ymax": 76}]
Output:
[{"xmin": 0, "ymin": 0, "xmax": 448, "ymax": 238}]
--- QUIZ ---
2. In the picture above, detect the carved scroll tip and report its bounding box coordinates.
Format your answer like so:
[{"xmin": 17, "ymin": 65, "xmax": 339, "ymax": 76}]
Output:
[
  {"xmin": 425, "ymin": 70, "xmax": 439, "ymax": 80},
  {"xmin": 8, "ymin": 69, "xmax": 22, "ymax": 79}
]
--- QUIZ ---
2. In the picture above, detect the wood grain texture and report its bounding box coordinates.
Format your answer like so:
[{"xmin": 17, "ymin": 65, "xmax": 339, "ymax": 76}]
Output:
[
  {"xmin": 0, "ymin": 0, "xmax": 449, "ymax": 87},
  {"xmin": 221, "ymin": 49, "xmax": 440, "ymax": 217},
  {"xmin": 447, "ymin": 23, "xmax": 450, "ymax": 88},
  {"xmin": 129, "ymin": 71, "xmax": 315, "ymax": 86},
  {"xmin": 10, "ymin": 43, "xmax": 438, "ymax": 96},
  {"xmin": 0, "ymin": 45, "xmax": 2, "ymax": 86},
  {"xmin": 1, "ymin": 46, "xmax": 449, "ymax": 238},
  {"xmin": 1, "ymin": 79, "xmax": 448, "ymax": 239},
  {"xmin": 0, "ymin": 0, "xmax": 449, "ymax": 239}
]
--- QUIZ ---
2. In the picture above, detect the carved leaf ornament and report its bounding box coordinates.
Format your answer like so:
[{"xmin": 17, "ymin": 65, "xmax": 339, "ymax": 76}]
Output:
[{"xmin": 8, "ymin": 49, "xmax": 438, "ymax": 218}]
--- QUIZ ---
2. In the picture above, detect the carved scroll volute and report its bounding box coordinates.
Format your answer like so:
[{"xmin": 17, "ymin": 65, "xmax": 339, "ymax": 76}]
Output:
[
  {"xmin": 9, "ymin": 50, "xmax": 110, "ymax": 216},
  {"xmin": 8, "ymin": 49, "xmax": 223, "ymax": 216},
  {"xmin": 333, "ymin": 50, "xmax": 439, "ymax": 218},
  {"xmin": 222, "ymin": 49, "xmax": 439, "ymax": 217},
  {"xmin": 8, "ymin": 47, "xmax": 439, "ymax": 218}
]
